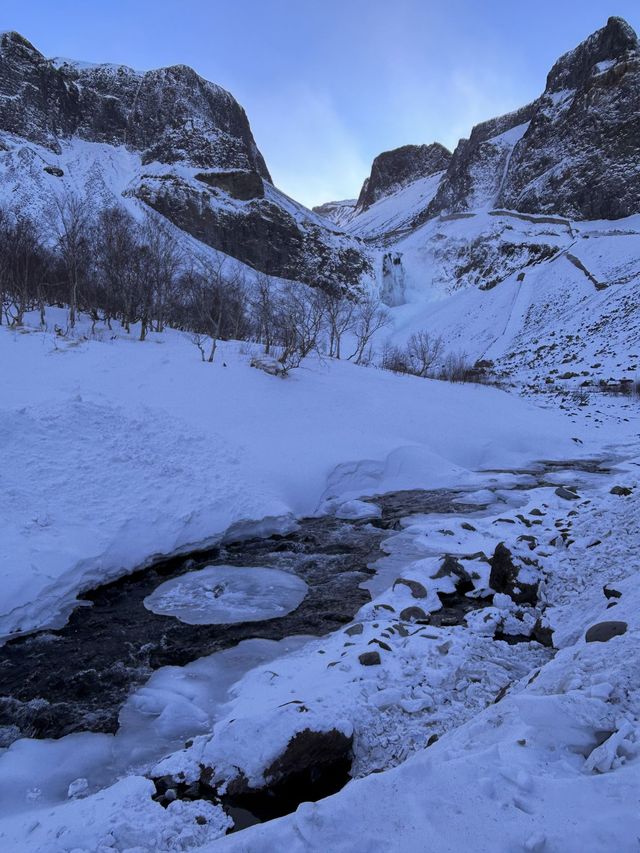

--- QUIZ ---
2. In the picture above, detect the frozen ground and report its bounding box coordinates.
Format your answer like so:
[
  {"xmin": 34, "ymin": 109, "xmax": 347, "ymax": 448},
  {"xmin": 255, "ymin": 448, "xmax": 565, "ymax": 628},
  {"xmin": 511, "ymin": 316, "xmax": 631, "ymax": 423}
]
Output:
[{"xmin": 1, "ymin": 309, "xmax": 640, "ymax": 852}]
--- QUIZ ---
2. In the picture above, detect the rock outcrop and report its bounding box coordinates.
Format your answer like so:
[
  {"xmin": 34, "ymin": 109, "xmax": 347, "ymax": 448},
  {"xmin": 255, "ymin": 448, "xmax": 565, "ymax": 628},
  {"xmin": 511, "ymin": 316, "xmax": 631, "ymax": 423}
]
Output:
[
  {"xmin": 423, "ymin": 17, "xmax": 640, "ymax": 222},
  {"xmin": 0, "ymin": 32, "xmax": 270, "ymax": 175},
  {"xmin": 356, "ymin": 143, "xmax": 451, "ymax": 211}
]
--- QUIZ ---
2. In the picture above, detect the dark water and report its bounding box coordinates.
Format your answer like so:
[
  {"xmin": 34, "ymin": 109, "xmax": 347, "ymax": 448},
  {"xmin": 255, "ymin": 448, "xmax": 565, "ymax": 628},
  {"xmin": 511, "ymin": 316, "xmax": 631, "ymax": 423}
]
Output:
[{"xmin": 0, "ymin": 488, "xmax": 477, "ymax": 742}]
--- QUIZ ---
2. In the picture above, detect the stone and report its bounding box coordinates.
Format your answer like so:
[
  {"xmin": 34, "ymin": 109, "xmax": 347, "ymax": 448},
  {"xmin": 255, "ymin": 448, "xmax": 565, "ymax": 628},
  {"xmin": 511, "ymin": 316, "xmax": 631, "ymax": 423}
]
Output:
[
  {"xmin": 358, "ymin": 651, "xmax": 381, "ymax": 666},
  {"xmin": 434, "ymin": 555, "xmax": 473, "ymax": 590},
  {"xmin": 603, "ymin": 585, "xmax": 622, "ymax": 599},
  {"xmin": 555, "ymin": 486, "xmax": 579, "ymax": 500},
  {"xmin": 344, "ymin": 623, "xmax": 364, "ymax": 636},
  {"xmin": 585, "ymin": 621, "xmax": 627, "ymax": 643},
  {"xmin": 610, "ymin": 485, "xmax": 633, "ymax": 496},
  {"xmin": 264, "ymin": 727, "xmax": 353, "ymax": 785},
  {"xmin": 489, "ymin": 542, "xmax": 538, "ymax": 606},
  {"xmin": 392, "ymin": 578, "xmax": 428, "ymax": 598},
  {"xmin": 532, "ymin": 619, "xmax": 554, "ymax": 648},
  {"xmin": 369, "ymin": 638, "xmax": 392, "ymax": 652},
  {"xmin": 399, "ymin": 606, "xmax": 429, "ymax": 622}
]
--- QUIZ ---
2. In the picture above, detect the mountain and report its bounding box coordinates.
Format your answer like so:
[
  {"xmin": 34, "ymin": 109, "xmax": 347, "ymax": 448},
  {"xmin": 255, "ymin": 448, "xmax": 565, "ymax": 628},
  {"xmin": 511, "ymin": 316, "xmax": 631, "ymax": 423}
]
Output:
[
  {"xmin": 355, "ymin": 143, "xmax": 451, "ymax": 212},
  {"xmin": 424, "ymin": 15, "xmax": 640, "ymax": 221},
  {"xmin": 313, "ymin": 143, "xmax": 451, "ymax": 240},
  {"xmin": 0, "ymin": 31, "xmax": 371, "ymax": 290},
  {"xmin": 315, "ymin": 17, "xmax": 640, "ymax": 385}
]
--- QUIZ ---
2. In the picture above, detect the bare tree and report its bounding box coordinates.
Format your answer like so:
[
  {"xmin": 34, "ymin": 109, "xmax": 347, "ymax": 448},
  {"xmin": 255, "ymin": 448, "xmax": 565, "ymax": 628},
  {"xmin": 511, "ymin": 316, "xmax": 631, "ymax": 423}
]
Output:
[
  {"xmin": 438, "ymin": 350, "xmax": 473, "ymax": 383},
  {"xmin": 1, "ymin": 214, "xmax": 50, "ymax": 326},
  {"xmin": 274, "ymin": 284, "xmax": 326, "ymax": 371},
  {"xmin": 52, "ymin": 192, "xmax": 92, "ymax": 329},
  {"xmin": 322, "ymin": 292, "xmax": 356, "ymax": 359},
  {"xmin": 184, "ymin": 258, "xmax": 248, "ymax": 362},
  {"xmin": 139, "ymin": 214, "xmax": 182, "ymax": 338},
  {"xmin": 380, "ymin": 341, "xmax": 411, "ymax": 373},
  {"xmin": 348, "ymin": 296, "xmax": 390, "ymax": 364},
  {"xmin": 251, "ymin": 272, "xmax": 278, "ymax": 354},
  {"xmin": 93, "ymin": 207, "xmax": 140, "ymax": 331},
  {"xmin": 406, "ymin": 330, "xmax": 444, "ymax": 377}
]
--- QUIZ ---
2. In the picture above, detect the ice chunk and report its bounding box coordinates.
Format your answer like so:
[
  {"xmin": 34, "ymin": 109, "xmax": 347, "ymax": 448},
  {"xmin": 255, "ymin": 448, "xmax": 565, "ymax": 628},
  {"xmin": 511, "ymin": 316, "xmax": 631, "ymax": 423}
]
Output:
[{"xmin": 143, "ymin": 565, "xmax": 308, "ymax": 625}]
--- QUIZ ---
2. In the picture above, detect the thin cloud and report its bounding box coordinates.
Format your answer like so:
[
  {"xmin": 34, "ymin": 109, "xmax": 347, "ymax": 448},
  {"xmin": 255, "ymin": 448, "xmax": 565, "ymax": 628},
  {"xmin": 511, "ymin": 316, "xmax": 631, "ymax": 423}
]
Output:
[{"xmin": 247, "ymin": 85, "xmax": 370, "ymax": 208}]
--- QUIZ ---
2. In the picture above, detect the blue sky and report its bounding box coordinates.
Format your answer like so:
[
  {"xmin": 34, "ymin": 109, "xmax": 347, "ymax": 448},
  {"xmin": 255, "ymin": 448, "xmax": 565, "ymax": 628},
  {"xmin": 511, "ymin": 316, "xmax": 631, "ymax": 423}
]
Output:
[{"xmin": 2, "ymin": 1, "xmax": 639, "ymax": 206}]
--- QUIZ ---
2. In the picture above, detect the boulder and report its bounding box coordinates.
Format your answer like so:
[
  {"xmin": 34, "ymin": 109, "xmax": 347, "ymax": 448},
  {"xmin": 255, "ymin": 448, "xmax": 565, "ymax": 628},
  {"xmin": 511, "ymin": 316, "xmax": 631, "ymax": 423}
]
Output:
[
  {"xmin": 399, "ymin": 606, "xmax": 430, "ymax": 622},
  {"xmin": 555, "ymin": 486, "xmax": 579, "ymax": 501},
  {"xmin": 610, "ymin": 485, "xmax": 633, "ymax": 496},
  {"xmin": 489, "ymin": 542, "xmax": 538, "ymax": 605},
  {"xmin": 585, "ymin": 621, "xmax": 627, "ymax": 643},
  {"xmin": 392, "ymin": 578, "xmax": 428, "ymax": 598}
]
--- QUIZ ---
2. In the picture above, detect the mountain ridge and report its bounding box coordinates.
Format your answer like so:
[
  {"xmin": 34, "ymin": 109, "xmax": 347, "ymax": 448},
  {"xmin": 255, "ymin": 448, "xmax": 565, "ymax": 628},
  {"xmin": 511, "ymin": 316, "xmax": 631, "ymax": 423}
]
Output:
[{"xmin": 0, "ymin": 30, "xmax": 371, "ymax": 291}]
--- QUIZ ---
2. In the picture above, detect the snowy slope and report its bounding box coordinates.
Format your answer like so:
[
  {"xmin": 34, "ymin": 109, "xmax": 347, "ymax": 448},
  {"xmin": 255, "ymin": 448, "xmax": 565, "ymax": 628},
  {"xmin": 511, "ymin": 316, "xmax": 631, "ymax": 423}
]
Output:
[
  {"xmin": 375, "ymin": 209, "xmax": 640, "ymax": 387},
  {"xmin": 0, "ymin": 310, "xmax": 584, "ymax": 642}
]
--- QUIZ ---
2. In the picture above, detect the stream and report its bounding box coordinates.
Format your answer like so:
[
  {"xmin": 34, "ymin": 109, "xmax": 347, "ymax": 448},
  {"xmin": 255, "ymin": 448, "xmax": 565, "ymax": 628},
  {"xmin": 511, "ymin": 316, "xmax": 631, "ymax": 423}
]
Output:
[
  {"xmin": 0, "ymin": 488, "xmax": 484, "ymax": 743},
  {"xmin": 0, "ymin": 458, "xmax": 616, "ymax": 831}
]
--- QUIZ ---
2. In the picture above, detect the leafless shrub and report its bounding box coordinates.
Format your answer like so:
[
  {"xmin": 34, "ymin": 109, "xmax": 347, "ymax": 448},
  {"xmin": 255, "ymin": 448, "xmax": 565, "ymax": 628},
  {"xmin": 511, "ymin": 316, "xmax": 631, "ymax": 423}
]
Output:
[
  {"xmin": 437, "ymin": 351, "xmax": 474, "ymax": 382},
  {"xmin": 348, "ymin": 297, "xmax": 390, "ymax": 364},
  {"xmin": 406, "ymin": 331, "xmax": 444, "ymax": 377}
]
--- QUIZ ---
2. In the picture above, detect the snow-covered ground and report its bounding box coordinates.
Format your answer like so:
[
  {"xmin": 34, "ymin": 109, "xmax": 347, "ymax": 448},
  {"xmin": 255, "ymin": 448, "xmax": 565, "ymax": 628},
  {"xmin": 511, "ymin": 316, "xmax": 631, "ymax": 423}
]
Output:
[
  {"xmin": 208, "ymin": 462, "xmax": 640, "ymax": 853},
  {"xmin": 0, "ymin": 308, "xmax": 585, "ymax": 641},
  {"xmin": 2, "ymin": 309, "xmax": 640, "ymax": 852}
]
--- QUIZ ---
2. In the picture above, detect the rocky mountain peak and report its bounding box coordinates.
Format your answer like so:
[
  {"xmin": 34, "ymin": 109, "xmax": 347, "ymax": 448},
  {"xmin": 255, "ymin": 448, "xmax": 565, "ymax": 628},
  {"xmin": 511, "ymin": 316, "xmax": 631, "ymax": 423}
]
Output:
[
  {"xmin": 545, "ymin": 16, "xmax": 639, "ymax": 93},
  {"xmin": 417, "ymin": 16, "xmax": 640, "ymax": 222},
  {"xmin": 356, "ymin": 142, "xmax": 451, "ymax": 211},
  {"xmin": 0, "ymin": 31, "xmax": 270, "ymax": 177},
  {"xmin": 0, "ymin": 32, "xmax": 372, "ymax": 290}
]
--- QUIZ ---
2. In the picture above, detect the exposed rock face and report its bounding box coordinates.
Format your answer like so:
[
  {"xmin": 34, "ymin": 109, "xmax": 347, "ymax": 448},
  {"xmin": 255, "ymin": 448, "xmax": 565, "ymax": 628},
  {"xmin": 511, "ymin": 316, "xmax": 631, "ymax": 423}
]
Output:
[
  {"xmin": 0, "ymin": 32, "xmax": 270, "ymax": 176},
  {"xmin": 0, "ymin": 31, "xmax": 371, "ymax": 289},
  {"xmin": 423, "ymin": 17, "xmax": 640, "ymax": 222},
  {"xmin": 499, "ymin": 17, "xmax": 640, "ymax": 219},
  {"xmin": 357, "ymin": 143, "xmax": 451, "ymax": 211},
  {"xmin": 422, "ymin": 102, "xmax": 537, "ymax": 221},
  {"xmin": 137, "ymin": 175, "xmax": 369, "ymax": 289}
]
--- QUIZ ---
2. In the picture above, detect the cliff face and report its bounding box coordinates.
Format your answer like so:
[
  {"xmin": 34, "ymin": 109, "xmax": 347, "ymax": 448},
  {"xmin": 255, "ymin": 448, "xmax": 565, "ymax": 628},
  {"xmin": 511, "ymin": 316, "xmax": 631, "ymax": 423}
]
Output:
[
  {"xmin": 0, "ymin": 32, "xmax": 371, "ymax": 290},
  {"xmin": 424, "ymin": 17, "xmax": 640, "ymax": 221},
  {"xmin": 0, "ymin": 31, "xmax": 270, "ymax": 176},
  {"xmin": 498, "ymin": 16, "xmax": 640, "ymax": 219},
  {"xmin": 356, "ymin": 143, "xmax": 451, "ymax": 211}
]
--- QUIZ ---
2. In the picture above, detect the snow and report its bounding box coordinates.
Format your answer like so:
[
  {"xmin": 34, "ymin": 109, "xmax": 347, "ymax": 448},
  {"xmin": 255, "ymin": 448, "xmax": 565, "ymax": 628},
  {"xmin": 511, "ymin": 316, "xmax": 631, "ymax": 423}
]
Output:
[
  {"xmin": 2, "ymin": 283, "xmax": 640, "ymax": 853},
  {"xmin": 195, "ymin": 461, "xmax": 640, "ymax": 853},
  {"xmin": 0, "ymin": 776, "xmax": 232, "ymax": 852},
  {"xmin": 0, "ymin": 308, "xmax": 583, "ymax": 642},
  {"xmin": 143, "ymin": 566, "xmax": 308, "ymax": 625},
  {"xmin": 345, "ymin": 172, "xmax": 445, "ymax": 240}
]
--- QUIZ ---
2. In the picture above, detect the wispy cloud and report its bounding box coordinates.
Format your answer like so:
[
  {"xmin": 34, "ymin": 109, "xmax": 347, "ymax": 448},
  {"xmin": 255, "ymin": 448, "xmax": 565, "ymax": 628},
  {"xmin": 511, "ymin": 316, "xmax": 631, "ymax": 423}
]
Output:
[{"xmin": 247, "ymin": 85, "xmax": 370, "ymax": 208}]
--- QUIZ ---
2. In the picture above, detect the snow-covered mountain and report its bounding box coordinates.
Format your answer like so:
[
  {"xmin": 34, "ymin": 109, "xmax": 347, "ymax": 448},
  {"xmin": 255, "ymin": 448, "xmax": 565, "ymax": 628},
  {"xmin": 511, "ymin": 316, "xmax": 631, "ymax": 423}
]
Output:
[
  {"xmin": 0, "ymin": 31, "xmax": 371, "ymax": 290},
  {"xmin": 313, "ymin": 16, "xmax": 640, "ymax": 384}
]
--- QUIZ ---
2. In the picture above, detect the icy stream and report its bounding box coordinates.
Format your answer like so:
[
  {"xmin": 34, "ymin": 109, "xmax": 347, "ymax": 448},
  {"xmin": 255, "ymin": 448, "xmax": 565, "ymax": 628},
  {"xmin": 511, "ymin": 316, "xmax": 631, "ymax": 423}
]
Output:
[{"xmin": 0, "ymin": 457, "xmax": 617, "ymax": 827}]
